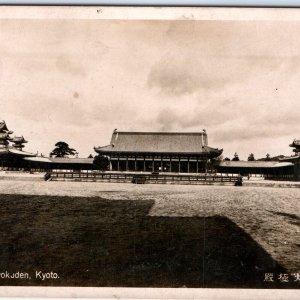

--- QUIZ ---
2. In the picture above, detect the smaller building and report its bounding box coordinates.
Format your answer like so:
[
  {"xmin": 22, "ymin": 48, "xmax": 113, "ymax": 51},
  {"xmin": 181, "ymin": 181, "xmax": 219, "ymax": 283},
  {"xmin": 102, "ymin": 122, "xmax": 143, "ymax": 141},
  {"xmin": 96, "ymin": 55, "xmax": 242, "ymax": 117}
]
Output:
[
  {"xmin": 10, "ymin": 136, "xmax": 28, "ymax": 151},
  {"xmin": 276, "ymin": 139, "xmax": 300, "ymax": 181},
  {"xmin": 217, "ymin": 160, "xmax": 294, "ymax": 179},
  {"xmin": 0, "ymin": 121, "xmax": 35, "ymax": 169},
  {"xmin": 0, "ymin": 120, "xmax": 13, "ymax": 149},
  {"xmin": 23, "ymin": 156, "xmax": 94, "ymax": 170},
  {"xmin": 290, "ymin": 139, "xmax": 300, "ymax": 155}
]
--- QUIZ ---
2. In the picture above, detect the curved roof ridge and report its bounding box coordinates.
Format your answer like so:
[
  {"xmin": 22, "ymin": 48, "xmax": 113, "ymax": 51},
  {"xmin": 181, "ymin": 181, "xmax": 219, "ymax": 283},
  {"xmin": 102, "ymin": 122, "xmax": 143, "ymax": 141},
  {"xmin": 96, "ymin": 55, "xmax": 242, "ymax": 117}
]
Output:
[{"xmin": 114, "ymin": 131, "xmax": 207, "ymax": 135}]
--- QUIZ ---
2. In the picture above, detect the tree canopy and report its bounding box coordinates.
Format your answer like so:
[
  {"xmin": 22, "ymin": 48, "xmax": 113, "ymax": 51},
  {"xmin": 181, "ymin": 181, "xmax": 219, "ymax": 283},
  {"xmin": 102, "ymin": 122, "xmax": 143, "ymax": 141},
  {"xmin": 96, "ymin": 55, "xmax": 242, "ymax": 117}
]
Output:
[
  {"xmin": 50, "ymin": 141, "xmax": 77, "ymax": 158},
  {"xmin": 232, "ymin": 152, "xmax": 240, "ymax": 161},
  {"xmin": 247, "ymin": 153, "xmax": 255, "ymax": 161},
  {"xmin": 93, "ymin": 154, "xmax": 110, "ymax": 171},
  {"xmin": 265, "ymin": 153, "xmax": 271, "ymax": 161}
]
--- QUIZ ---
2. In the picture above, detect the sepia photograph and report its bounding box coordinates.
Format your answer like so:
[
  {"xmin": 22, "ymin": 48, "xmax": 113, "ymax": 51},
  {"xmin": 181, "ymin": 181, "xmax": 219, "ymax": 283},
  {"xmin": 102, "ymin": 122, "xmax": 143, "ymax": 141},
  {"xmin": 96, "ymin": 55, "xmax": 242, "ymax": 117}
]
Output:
[{"xmin": 0, "ymin": 5, "xmax": 299, "ymax": 294}]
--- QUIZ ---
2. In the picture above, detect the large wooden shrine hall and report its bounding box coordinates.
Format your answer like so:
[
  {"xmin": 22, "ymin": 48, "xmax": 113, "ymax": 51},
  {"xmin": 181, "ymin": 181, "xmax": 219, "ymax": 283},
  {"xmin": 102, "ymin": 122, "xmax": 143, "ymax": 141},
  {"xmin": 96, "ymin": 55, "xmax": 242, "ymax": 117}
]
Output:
[{"xmin": 94, "ymin": 129, "xmax": 223, "ymax": 173}]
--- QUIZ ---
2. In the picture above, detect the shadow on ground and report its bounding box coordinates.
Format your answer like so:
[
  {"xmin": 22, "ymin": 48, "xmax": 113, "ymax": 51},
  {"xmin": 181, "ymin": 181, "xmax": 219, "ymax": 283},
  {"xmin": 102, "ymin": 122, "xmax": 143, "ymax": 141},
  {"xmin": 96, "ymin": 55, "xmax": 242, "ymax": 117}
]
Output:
[
  {"xmin": 267, "ymin": 210, "xmax": 300, "ymax": 226},
  {"xmin": 0, "ymin": 194, "xmax": 292, "ymax": 288}
]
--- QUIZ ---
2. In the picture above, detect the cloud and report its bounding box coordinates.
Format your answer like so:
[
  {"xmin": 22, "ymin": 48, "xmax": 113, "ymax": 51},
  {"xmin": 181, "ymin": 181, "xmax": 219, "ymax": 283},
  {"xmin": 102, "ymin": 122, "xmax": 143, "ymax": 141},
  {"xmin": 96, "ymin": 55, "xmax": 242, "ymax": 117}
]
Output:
[
  {"xmin": 2, "ymin": 93, "xmax": 92, "ymax": 127},
  {"xmin": 2, "ymin": 19, "xmax": 300, "ymax": 158},
  {"xmin": 147, "ymin": 53, "xmax": 290, "ymax": 98},
  {"xmin": 148, "ymin": 57, "xmax": 199, "ymax": 96}
]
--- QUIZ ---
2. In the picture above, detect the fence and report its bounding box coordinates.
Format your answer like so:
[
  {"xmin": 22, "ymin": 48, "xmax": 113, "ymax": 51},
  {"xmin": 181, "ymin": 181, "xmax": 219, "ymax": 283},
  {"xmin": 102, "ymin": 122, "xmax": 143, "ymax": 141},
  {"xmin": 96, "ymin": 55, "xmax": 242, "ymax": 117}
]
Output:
[
  {"xmin": 264, "ymin": 174, "xmax": 295, "ymax": 181},
  {"xmin": 46, "ymin": 171, "xmax": 239, "ymax": 185}
]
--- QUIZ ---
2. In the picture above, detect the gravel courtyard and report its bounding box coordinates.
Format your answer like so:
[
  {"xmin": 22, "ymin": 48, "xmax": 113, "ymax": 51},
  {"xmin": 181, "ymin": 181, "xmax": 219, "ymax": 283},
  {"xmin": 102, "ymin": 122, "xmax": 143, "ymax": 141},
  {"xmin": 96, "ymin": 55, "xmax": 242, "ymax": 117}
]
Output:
[{"xmin": 0, "ymin": 181, "xmax": 299, "ymax": 288}]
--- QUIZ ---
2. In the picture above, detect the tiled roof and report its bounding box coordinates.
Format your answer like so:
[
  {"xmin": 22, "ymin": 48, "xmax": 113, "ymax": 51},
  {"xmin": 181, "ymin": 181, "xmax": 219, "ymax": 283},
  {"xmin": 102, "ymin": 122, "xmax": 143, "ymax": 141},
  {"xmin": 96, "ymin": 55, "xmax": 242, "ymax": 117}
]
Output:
[
  {"xmin": 279, "ymin": 155, "xmax": 300, "ymax": 162},
  {"xmin": 0, "ymin": 148, "xmax": 36, "ymax": 157},
  {"xmin": 23, "ymin": 156, "xmax": 52, "ymax": 163},
  {"xmin": 290, "ymin": 140, "xmax": 300, "ymax": 147},
  {"xmin": 0, "ymin": 133, "xmax": 12, "ymax": 139},
  {"xmin": 0, "ymin": 121, "xmax": 9, "ymax": 132},
  {"xmin": 9, "ymin": 149, "xmax": 36, "ymax": 156},
  {"xmin": 49, "ymin": 157, "xmax": 93, "ymax": 164},
  {"xmin": 95, "ymin": 130, "xmax": 219, "ymax": 154},
  {"xmin": 11, "ymin": 136, "xmax": 27, "ymax": 143},
  {"xmin": 219, "ymin": 161, "xmax": 293, "ymax": 168},
  {"xmin": 24, "ymin": 157, "xmax": 93, "ymax": 164}
]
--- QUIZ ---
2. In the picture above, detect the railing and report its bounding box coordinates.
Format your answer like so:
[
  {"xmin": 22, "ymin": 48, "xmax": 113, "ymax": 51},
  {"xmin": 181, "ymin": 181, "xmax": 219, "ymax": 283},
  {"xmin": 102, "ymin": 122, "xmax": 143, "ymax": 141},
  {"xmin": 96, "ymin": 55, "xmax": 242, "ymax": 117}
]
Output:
[
  {"xmin": 264, "ymin": 174, "xmax": 295, "ymax": 181},
  {"xmin": 47, "ymin": 171, "xmax": 239, "ymax": 185}
]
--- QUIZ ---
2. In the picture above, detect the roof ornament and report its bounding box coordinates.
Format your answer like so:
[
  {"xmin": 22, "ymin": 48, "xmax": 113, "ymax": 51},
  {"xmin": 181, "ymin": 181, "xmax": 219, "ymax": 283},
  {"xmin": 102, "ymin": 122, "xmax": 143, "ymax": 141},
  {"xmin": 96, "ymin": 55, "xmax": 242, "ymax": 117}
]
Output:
[
  {"xmin": 203, "ymin": 129, "xmax": 206, "ymax": 134},
  {"xmin": 114, "ymin": 128, "xmax": 118, "ymax": 133}
]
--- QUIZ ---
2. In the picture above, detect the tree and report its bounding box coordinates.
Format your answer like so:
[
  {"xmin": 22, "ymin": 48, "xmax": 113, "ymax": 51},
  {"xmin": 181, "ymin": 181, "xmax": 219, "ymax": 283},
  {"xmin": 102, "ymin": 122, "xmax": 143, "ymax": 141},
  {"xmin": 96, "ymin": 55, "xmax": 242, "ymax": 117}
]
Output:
[
  {"xmin": 232, "ymin": 152, "xmax": 240, "ymax": 161},
  {"xmin": 248, "ymin": 153, "xmax": 255, "ymax": 161},
  {"xmin": 50, "ymin": 141, "xmax": 76, "ymax": 158},
  {"xmin": 224, "ymin": 157, "xmax": 230, "ymax": 161},
  {"xmin": 210, "ymin": 155, "xmax": 223, "ymax": 171},
  {"xmin": 213, "ymin": 155, "xmax": 223, "ymax": 162},
  {"xmin": 265, "ymin": 153, "xmax": 271, "ymax": 161},
  {"xmin": 93, "ymin": 154, "xmax": 110, "ymax": 171}
]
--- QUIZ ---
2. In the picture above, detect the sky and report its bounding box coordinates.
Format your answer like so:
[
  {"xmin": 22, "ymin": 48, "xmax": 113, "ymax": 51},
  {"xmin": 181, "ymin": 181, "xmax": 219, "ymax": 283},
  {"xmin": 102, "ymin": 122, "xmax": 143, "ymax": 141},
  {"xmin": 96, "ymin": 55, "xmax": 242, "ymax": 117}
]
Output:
[{"xmin": 1, "ymin": 17, "xmax": 300, "ymax": 159}]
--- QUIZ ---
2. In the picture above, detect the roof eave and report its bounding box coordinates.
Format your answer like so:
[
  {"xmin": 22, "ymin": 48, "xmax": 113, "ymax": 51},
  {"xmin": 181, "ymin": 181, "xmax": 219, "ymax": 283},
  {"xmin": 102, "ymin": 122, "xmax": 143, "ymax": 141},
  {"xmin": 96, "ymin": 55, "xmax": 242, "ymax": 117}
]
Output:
[{"xmin": 94, "ymin": 149, "xmax": 222, "ymax": 155}]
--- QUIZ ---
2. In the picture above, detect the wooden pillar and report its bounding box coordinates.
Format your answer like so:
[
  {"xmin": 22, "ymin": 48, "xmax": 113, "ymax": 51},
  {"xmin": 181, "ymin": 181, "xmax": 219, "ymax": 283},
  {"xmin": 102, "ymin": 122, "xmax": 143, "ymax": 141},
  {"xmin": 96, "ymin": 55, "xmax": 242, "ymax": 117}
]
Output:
[
  {"xmin": 126, "ymin": 155, "xmax": 129, "ymax": 171},
  {"xmin": 170, "ymin": 156, "xmax": 172, "ymax": 172},
  {"xmin": 161, "ymin": 155, "xmax": 163, "ymax": 173},
  {"xmin": 196, "ymin": 157, "xmax": 199, "ymax": 173},
  {"xmin": 187, "ymin": 157, "xmax": 190, "ymax": 173},
  {"xmin": 143, "ymin": 156, "xmax": 146, "ymax": 172},
  {"xmin": 134, "ymin": 156, "xmax": 137, "ymax": 171},
  {"xmin": 109, "ymin": 156, "xmax": 112, "ymax": 171},
  {"xmin": 117, "ymin": 156, "xmax": 120, "ymax": 171},
  {"xmin": 152, "ymin": 156, "xmax": 154, "ymax": 172},
  {"xmin": 179, "ymin": 156, "xmax": 181, "ymax": 173}
]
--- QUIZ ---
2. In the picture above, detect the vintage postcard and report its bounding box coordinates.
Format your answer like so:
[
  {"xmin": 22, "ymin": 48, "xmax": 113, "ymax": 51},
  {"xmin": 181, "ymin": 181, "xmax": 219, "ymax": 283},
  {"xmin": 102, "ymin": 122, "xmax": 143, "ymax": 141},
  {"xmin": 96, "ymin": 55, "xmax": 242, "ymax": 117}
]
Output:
[{"xmin": 0, "ymin": 5, "xmax": 300, "ymax": 299}]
